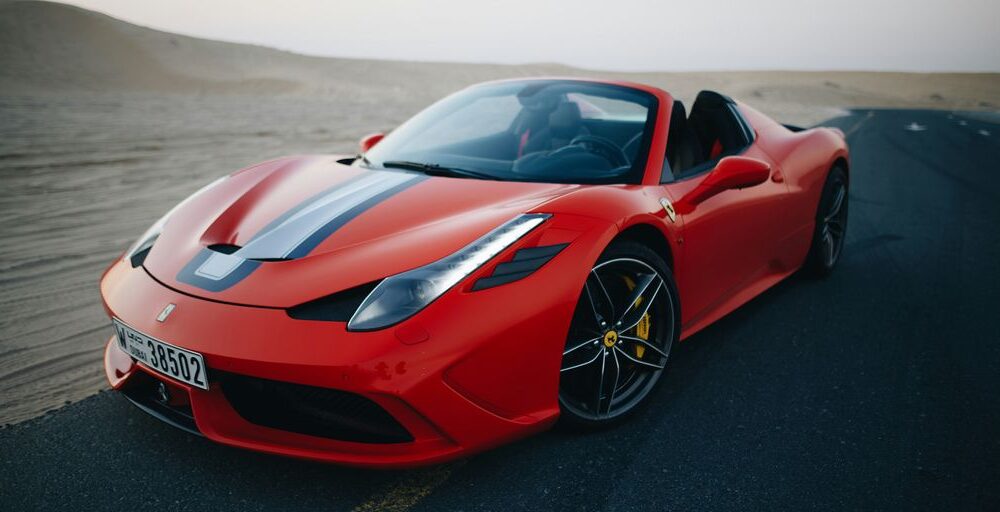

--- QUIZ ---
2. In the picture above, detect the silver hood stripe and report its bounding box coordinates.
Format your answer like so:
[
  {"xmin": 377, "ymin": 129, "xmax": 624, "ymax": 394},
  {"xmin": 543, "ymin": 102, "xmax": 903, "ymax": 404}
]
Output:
[{"xmin": 194, "ymin": 171, "xmax": 420, "ymax": 282}]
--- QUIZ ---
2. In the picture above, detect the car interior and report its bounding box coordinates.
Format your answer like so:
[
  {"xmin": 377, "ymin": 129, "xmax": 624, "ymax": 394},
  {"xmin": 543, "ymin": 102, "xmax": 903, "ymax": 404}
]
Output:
[
  {"xmin": 510, "ymin": 100, "xmax": 647, "ymax": 161},
  {"xmin": 427, "ymin": 90, "xmax": 752, "ymax": 183},
  {"xmin": 416, "ymin": 91, "xmax": 652, "ymax": 182},
  {"xmin": 663, "ymin": 90, "xmax": 755, "ymax": 181},
  {"xmin": 372, "ymin": 85, "xmax": 753, "ymax": 185}
]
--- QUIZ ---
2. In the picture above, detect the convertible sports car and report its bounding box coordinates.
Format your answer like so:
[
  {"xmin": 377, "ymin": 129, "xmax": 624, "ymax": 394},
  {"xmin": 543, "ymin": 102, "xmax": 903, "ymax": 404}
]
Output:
[{"xmin": 101, "ymin": 78, "xmax": 849, "ymax": 467}]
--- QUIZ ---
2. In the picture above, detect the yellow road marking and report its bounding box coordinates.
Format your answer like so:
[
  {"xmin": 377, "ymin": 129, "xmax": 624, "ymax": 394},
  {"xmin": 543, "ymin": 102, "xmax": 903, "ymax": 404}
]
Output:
[{"xmin": 352, "ymin": 461, "xmax": 465, "ymax": 512}]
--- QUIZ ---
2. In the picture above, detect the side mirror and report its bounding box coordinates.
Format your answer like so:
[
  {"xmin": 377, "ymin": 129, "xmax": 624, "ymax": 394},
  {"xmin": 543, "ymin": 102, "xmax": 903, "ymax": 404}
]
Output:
[
  {"xmin": 677, "ymin": 156, "xmax": 771, "ymax": 211},
  {"xmin": 359, "ymin": 132, "xmax": 385, "ymax": 154}
]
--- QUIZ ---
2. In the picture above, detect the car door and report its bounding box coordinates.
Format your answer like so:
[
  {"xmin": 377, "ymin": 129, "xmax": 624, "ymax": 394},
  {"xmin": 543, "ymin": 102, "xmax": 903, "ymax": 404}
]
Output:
[{"xmin": 660, "ymin": 101, "xmax": 790, "ymax": 330}]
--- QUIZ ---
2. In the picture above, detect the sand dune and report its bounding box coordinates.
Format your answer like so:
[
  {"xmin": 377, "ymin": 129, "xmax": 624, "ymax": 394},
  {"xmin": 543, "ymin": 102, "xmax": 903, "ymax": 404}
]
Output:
[
  {"xmin": 3, "ymin": 1, "xmax": 999, "ymax": 121},
  {"xmin": 0, "ymin": 0, "xmax": 998, "ymax": 425}
]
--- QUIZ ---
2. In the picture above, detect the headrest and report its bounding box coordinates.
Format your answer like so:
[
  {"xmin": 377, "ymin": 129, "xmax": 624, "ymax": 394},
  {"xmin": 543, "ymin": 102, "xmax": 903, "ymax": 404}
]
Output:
[
  {"xmin": 550, "ymin": 102, "xmax": 582, "ymax": 138},
  {"xmin": 669, "ymin": 101, "xmax": 687, "ymax": 131},
  {"xmin": 518, "ymin": 90, "xmax": 559, "ymax": 113}
]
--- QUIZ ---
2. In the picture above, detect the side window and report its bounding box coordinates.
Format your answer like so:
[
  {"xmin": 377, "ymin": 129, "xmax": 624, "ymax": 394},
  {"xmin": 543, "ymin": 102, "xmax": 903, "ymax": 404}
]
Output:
[
  {"xmin": 689, "ymin": 98, "xmax": 752, "ymax": 164},
  {"xmin": 661, "ymin": 101, "xmax": 688, "ymax": 183},
  {"xmin": 660, "ymin": 156, "xmax": 675, "ymax": 183},
  {"xmin": 666, "ymin": 92, "xmax": 754, "ymax": 180},
  {"xmin": 728, "ymin": 104, "xmax": 755, "ymax": 146},
  {"xmin": 566, "ymin": 93, "xmax": 649, "ymax": 121}
]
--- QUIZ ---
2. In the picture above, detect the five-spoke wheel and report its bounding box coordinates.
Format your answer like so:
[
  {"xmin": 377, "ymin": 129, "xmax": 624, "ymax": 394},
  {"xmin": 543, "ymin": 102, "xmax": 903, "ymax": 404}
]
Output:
[{"xmin": 558, "ymin": 241, "xmax": 679, "ymax": 427}]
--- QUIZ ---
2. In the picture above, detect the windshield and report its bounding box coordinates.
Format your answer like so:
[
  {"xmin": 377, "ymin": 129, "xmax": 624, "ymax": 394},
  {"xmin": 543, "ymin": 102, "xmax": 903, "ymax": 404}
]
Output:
[{"xmin": 361, "ymin": 80, "xmax": 658, "ymax": 184}]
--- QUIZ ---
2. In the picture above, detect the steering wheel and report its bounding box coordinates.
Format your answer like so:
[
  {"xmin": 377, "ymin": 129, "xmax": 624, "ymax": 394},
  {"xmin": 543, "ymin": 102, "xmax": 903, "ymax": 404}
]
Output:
[{"xmin": 569, "ymin": 135, "xmax": 629, "ymax": 168}]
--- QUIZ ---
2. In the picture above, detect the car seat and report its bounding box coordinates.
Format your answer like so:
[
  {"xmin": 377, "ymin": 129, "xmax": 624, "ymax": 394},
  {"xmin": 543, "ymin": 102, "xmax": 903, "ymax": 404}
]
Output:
[
  {"xmin": 520, "ymin": 101, "xmax": 591, "ymax": 155},
  {"xmin": 665, "ymin": 101, "xmax": 701, "ymax": 173}
]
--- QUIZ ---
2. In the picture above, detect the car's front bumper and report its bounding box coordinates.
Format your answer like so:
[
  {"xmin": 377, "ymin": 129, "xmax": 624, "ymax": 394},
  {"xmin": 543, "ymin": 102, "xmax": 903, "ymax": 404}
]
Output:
[{"xmin": 99, "ymin": 228, "xmax": 600, "ymax": 467}]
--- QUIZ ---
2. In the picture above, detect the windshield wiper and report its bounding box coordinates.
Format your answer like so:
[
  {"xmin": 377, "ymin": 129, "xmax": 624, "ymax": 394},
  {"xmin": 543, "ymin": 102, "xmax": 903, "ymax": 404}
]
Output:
[{"xmin": 380, "ymin": 160, "xmax": 494, "ymax": 180}]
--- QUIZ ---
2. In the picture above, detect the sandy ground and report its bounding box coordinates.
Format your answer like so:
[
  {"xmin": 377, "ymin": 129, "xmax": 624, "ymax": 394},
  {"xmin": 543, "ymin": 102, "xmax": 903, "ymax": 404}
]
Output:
[{"xmin": 1, "ymin": 1, "xmax": 998, "ymax": 425}]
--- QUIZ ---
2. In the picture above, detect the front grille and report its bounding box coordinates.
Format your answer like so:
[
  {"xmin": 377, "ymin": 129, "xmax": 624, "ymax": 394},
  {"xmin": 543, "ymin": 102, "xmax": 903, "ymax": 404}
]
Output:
[
  {"xmin": 120, "ymin": 372, "xmax": 201, "ymax": 436},
  {"xmin": 219, "ymin": 372, "xmax": 413, "ymax": 444}
]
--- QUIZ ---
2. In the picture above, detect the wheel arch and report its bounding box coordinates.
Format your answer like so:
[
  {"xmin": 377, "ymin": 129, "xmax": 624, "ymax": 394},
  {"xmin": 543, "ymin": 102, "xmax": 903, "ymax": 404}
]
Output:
[
  {"xmin": 615, "ymin": 222, "xmax": 674, "ymax": 270},
  {"xmin": 557, "ymin": 221, "xmax": 680, "ymax": 427},
  {"xmin": 832, "ymin": 156, "xmax": 849, "ymax": 181}
]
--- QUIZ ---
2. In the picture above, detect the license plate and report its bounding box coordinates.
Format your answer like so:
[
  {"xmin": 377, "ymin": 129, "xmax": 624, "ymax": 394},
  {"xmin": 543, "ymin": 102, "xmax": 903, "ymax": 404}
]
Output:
[{"xmin": 112, "ymin": 318, "xmax": 208, "ymax": 389}]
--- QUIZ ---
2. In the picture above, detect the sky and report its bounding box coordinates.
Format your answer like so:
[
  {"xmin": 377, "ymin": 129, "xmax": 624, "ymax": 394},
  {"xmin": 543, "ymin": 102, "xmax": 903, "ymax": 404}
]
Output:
[{"xmin": 58, "ymin": 0, "xmax": 1000, "ymax": 72}]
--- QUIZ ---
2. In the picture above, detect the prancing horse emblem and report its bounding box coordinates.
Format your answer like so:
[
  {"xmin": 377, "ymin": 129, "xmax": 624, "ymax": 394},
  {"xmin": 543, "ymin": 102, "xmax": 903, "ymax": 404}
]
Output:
[
  {"xmin": 156, "ymin": 303, "xmax": 176, "ymax": 322},
  {"xmin": 659, "ymin": 197, "xmax": 676, "ymax": 223}
]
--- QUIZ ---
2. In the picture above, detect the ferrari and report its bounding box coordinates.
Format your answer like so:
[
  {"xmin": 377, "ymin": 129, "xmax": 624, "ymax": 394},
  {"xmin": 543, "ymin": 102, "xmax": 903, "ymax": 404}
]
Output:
[{"xmin": 100, "ymin": 78, "xmax": 849, "ymax": 467}]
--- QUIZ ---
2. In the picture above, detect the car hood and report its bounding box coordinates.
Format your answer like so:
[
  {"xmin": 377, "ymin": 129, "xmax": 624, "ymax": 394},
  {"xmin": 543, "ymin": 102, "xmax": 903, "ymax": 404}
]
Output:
[{"xmin": 143, "ymin": 156, "xmax": 577, "ymax": 307}]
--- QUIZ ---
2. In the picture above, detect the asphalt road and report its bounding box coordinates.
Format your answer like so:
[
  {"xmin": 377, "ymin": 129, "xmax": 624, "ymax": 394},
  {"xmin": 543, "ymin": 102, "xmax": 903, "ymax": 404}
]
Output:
[{"xmin": 2, "ymin": 109, "xmax": 999, "ymax": 511}]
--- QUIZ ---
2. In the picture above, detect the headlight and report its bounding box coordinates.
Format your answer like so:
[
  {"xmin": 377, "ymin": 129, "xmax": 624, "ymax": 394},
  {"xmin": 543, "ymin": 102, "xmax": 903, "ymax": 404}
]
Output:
[
  {"xmin": 124, "ymin": 176, "xmax": 227, "ymax": 267},
  {"xmin": 347, "ymin": 213, "xmax": 550, "ymax": 331}
]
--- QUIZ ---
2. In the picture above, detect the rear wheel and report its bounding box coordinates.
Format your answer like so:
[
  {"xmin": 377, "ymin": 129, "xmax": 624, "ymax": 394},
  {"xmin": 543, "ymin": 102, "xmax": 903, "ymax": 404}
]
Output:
[
  {"xmin": 558, "ymin": 240, "xmax": 679, "ymax": 429},
  {"xmin": 805, "ymin": 166, "xmax": 849, "ymax": 276}
]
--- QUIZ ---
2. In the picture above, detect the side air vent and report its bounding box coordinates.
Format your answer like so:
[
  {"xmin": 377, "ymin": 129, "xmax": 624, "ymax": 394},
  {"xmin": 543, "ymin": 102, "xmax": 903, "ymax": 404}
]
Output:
[
  {"xmin": 287, "ymin": 281, "xmax": 381, "ymax": 322},
  {"xmin": 472, "ymin": 243, "xmax": 568, "ymax": 291}
]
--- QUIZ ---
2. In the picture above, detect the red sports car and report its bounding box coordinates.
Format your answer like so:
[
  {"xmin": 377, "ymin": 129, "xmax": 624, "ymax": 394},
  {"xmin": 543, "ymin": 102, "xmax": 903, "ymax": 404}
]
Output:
[{"xmin": 101, "ymin": 78, "xmax": 849, "ymax": 467}]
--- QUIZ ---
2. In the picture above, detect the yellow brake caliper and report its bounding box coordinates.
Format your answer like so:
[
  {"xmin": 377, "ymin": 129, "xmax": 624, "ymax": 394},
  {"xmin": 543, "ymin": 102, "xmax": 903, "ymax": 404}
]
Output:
[{"xmin": 622, "ymin": 276, "xmax": 651, "ymax": 359}]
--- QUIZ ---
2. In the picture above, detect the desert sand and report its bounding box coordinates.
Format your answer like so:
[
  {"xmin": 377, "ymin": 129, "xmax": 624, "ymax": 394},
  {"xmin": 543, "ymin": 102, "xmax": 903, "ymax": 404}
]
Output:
[{"xmin": 1, "ymin": 0, "xmax": 998, "ymax": 425}]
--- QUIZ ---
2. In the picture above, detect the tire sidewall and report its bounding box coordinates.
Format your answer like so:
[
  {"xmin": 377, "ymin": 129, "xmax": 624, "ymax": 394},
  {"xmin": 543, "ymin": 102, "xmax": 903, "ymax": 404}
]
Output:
[{"xmin": 806, "ymin": 166, "xmax": 849, "ymax": 277}]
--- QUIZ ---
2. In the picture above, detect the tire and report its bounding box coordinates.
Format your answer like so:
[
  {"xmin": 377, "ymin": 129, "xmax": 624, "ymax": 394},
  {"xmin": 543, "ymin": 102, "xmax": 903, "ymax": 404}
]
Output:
[
  {"xmin": 557, "ymin": 239, "xmax": 680, "ymax": 429},
  {"xmin": 804, "ymin": 166, "xmax": 849, "ymax": 277}
]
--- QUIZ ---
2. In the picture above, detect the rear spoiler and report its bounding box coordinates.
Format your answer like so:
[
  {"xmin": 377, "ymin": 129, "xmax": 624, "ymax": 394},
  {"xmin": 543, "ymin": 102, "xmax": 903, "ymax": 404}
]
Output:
[{"xmin": 782, "ymin": 123, "xmax": 806, "ymax": 132}]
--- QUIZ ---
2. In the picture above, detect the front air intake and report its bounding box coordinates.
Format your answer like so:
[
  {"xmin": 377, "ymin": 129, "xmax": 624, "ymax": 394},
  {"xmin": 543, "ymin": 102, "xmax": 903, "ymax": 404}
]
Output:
[
  {"xmin": 120, "ymin": 371, "xmax": 201, "ymax": 436},
  {"xmin": 219, "ymin": 372, "xmax": 413, "ymax": 444}
]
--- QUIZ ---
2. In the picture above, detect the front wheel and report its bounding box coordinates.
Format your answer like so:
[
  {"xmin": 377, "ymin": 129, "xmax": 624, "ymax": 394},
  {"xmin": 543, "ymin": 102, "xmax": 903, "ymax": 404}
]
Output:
[{"xmin": 558, "ymin": 240, "xmax": 680, "ymax": 429}]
